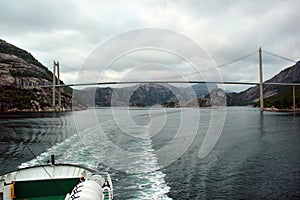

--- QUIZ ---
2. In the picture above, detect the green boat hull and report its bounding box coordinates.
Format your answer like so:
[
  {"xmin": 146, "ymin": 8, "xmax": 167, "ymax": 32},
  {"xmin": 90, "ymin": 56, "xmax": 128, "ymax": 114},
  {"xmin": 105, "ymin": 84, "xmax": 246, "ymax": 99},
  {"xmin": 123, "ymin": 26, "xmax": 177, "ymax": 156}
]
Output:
[{"xmin": 14, "ymin": 178, "xmax": 79, "ymax": 199}]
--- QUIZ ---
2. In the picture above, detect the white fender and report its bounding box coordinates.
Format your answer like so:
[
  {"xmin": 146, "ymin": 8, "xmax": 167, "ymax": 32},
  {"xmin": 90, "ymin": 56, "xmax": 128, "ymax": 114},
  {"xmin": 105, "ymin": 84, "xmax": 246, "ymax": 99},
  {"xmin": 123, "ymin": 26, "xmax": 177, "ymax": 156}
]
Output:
[{"xmin": 69, "ymin": 180, "xmax": 103, "ymax": 200}]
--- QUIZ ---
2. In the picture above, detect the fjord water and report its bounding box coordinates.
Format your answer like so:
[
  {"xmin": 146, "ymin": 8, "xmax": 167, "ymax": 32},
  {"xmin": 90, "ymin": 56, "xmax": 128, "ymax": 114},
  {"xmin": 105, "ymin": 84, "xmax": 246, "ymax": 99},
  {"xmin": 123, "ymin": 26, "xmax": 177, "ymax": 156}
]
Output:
[{"xmin": 0, "ymin": 107, "xmax": 299, "ymax": 199}]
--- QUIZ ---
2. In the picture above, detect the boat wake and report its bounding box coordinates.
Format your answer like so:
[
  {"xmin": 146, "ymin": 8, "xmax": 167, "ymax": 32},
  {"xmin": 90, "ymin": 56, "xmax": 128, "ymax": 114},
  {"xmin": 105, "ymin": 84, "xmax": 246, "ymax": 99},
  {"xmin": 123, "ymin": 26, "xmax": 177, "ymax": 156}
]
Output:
[{"xmin": 19, "ymin": 114, "xmax": 172, "ymax": 199}]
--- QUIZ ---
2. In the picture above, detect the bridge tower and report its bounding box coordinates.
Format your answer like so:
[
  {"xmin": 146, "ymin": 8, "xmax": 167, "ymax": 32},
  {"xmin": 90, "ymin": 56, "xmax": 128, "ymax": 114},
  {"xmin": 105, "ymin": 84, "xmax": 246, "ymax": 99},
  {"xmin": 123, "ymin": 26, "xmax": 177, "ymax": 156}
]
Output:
[
  {"xmin": 259, "ymin": 47, "xmax": 264, "ymax": 111},
  {"xmin": 52, "ymin": 61, "xmax": 61, "ymax": 111}
]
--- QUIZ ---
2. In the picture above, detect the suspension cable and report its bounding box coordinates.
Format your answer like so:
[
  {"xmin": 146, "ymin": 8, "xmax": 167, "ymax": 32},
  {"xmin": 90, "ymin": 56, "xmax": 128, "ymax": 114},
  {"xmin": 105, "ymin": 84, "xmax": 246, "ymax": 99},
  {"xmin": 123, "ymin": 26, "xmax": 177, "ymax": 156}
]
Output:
[
  {"xmin": 216, "ymin": 51, "xmax": 257, "ymax": 68},
  {"xmin": 263, "ymin": 50, "xmax": 297, "ymax": 63}
]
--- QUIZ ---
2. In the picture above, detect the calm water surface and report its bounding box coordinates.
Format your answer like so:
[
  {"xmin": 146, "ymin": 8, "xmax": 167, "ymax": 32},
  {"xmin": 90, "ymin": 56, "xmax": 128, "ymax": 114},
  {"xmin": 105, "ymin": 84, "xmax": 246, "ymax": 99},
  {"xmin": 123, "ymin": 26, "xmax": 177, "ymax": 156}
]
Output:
[{"xmin": 0, "ymin": 107, "xmax": 299, "ymax": 199}]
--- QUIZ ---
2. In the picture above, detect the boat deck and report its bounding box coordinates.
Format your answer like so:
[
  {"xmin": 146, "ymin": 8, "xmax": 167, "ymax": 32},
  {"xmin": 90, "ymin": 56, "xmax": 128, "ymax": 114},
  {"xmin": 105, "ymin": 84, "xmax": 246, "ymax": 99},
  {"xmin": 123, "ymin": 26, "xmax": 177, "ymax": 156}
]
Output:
[{"xmin": 0, "ymin": 164, "xmax": 97, "ymax": 200}]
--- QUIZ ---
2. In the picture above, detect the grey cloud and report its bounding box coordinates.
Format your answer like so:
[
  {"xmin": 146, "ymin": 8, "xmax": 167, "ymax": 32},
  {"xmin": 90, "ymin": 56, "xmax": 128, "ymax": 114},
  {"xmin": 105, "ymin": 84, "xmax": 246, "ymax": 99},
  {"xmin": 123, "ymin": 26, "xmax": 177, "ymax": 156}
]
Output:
[{"xmin": 0, "ymin": 0, "xmax": 81, "ymax": 33}]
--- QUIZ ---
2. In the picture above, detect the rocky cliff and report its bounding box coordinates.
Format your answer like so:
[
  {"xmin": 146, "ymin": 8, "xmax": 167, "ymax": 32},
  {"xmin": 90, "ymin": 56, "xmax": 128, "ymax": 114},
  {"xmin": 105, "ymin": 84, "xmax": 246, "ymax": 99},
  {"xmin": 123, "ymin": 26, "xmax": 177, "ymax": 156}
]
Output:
[{"xmin": 0, "ymin": 39, "xmax": 84, "ymax": 112}]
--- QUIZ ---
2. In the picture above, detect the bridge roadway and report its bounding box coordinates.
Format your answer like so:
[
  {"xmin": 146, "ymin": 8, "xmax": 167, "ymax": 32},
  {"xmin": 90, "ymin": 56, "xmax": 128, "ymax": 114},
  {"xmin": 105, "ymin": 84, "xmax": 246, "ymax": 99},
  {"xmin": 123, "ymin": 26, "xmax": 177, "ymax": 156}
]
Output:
[{"xmin": 39, "ymin": 80, "xmax": 300, "ymax": 88}]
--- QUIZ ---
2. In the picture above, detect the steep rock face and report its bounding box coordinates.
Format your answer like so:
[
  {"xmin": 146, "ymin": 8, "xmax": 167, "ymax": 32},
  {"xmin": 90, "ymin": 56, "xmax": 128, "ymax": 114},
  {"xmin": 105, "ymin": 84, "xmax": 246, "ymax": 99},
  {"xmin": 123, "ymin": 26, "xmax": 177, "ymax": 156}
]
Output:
[
  {"xmin": 209, "ymin": 88, "xmax": 227, "ymax": 106},
  {"xmin": 229, "ymin": 61, "xmax": 300, "ymax": 105},
  {"xmin": 129, "ymin": 84, "xmax": 179, "ymax": 106},
  {"xmin": 0, "ymin": 39, "xmax": 82, "ymax": 112},
  {"xmin": 0, "ymin": 53, "xmax": 51, "ymax": 87},
  {"xmin": 95, "ymin": 88, "xmax": 113, "ymax": 106}
]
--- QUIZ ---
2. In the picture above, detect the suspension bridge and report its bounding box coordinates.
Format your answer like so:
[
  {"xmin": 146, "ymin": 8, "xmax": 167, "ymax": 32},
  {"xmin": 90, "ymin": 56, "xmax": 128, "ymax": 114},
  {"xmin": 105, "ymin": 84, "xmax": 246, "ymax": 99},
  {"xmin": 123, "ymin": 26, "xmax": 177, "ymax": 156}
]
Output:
[{"xmin": 41, "ymin": 47, "xmax": 299, "ymax": 112}]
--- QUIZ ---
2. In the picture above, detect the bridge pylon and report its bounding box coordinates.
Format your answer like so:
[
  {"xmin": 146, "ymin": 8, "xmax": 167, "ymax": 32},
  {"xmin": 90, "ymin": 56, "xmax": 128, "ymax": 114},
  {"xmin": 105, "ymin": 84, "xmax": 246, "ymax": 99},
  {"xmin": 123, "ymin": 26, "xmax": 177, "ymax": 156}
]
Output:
[{"xmin": 259, "ymin": 47, "xmax": 264, "ymax": 112}]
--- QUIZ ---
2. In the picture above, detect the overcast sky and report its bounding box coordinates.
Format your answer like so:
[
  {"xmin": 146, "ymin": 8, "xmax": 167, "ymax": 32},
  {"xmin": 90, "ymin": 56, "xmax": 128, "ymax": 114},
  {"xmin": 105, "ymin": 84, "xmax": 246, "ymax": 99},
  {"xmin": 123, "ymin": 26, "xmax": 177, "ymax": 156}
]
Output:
[{"xmin": 1, "ymin": 0, "xmax": 299, "ymax": 91}]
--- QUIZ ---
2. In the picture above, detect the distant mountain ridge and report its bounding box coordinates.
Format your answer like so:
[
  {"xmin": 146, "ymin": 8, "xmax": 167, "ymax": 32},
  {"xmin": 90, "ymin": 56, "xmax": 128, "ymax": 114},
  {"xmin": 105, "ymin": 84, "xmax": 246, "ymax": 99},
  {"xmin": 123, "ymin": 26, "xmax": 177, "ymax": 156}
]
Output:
[{"xmin": 74, "ymin": 83, "xmax": 218, "ymax": 107}]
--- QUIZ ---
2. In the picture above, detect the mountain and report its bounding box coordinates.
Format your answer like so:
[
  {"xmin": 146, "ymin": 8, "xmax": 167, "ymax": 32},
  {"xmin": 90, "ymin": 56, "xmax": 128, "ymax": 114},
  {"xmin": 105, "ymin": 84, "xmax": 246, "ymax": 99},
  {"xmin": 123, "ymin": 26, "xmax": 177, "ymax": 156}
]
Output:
[
  {"xmin": 227, "ymin": 61, "xmax": 300, "ymax": 106},
  {"xmin": 260, "ymin": 86, "xmax": 300, "ymax": 109},
  {"xmin": 74, "ymin": 83, "xmax": 218, "ymax": 107},
  {"xmin": 0, "ymin": 39, "xmax": 85, "ymax": 112}
]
